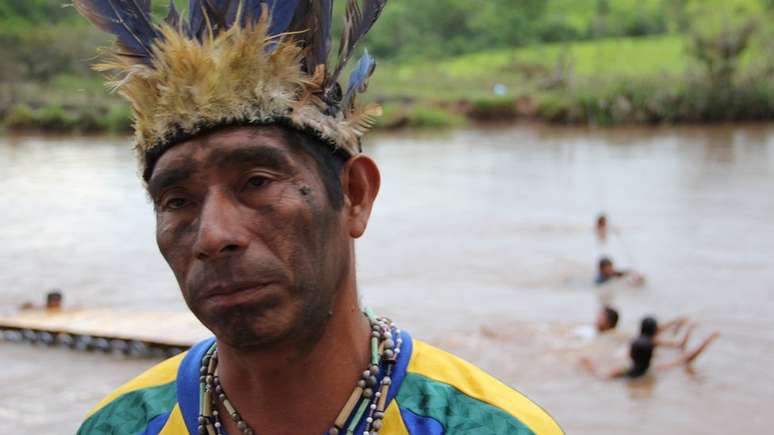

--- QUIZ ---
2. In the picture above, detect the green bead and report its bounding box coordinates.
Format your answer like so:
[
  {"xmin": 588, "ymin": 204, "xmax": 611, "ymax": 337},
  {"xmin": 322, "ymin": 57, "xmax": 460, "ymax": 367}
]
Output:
[{"xmin": 347, "ymin": 399, "xmax": 370, "ymax": 433}]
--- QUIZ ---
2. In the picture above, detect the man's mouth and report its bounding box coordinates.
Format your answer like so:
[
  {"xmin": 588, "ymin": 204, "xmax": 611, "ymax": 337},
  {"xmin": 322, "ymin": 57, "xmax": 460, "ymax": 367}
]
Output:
[{"xmin": 203, "ymin": 281, "xmax": 275, "ymax": 304}]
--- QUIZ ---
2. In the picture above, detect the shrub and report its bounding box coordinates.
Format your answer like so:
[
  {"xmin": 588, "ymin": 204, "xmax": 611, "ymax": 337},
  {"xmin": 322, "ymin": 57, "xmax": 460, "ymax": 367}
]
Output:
[
  {"xmin": 405, "ymin": 105, "xmax": 465, "ymax": 129},
  {"xmin": 4, "ymin": 104, "xmax": 80, "ymax": 132},
  {"xmin": 4, "ymin": 104, "xmax": 37, "ymax": 130},
  {"xmin": 537, "ymin": 71, "xmax": 774, "ymax": 125},
  {"xmin": 37, "ymin": 105, "xmax": 79, "ymax": 132},
  {"xmin": 98, "ymin": 105, "xmax": 133, "ymax": 133},
  {"xmin": 467, "ymin": 97, "xmax": 518, "ymax": 121}
]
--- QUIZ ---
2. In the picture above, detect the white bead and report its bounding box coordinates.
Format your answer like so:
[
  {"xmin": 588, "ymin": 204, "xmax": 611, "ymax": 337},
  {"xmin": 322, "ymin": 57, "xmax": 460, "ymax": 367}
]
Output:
[
  {"xmin": 370, "ymin": 404, "xmax": 377, "ymax": 410},
  {"xmin": 375, "ymin": 392, "xmax": 381, "ymax": 397},
  {"xmin": 366, "ymin": 417, "xmax": 373, "ymax": 423}
]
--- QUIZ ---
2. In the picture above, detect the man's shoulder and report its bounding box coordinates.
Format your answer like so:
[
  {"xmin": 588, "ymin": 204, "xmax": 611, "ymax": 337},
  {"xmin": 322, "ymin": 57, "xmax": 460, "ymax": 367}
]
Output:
[
  {"xmin": 395, "ymin": 338, "xmax": 563, "ymax": 435},
  {"xmin": 77, "ymin": 352, "xmax": 185, "ymax": 435}
]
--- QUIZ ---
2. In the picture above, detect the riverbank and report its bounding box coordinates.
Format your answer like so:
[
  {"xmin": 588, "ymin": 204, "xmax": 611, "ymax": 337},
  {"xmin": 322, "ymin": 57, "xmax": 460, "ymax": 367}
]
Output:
[
  {"xmin": 372, "ymin": 33, "xmax": 773, "ymax": 127},
  {"xmin": 1, "ymin": 34, "xmax": 772, "ymax": 134}
]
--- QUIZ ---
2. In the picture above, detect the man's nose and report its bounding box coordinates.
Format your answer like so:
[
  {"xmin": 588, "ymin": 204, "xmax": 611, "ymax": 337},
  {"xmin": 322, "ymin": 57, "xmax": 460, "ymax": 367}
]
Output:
[{"xmin": 193, "ymin": 191, "xmax": 250, "ymax": 261}]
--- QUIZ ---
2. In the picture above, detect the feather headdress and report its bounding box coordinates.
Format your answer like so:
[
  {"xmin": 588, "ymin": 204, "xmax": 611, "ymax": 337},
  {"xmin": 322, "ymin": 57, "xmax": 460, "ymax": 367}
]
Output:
[{"xmin": 73, "ymin": 0, "xmax": 387, "ymax": 177}]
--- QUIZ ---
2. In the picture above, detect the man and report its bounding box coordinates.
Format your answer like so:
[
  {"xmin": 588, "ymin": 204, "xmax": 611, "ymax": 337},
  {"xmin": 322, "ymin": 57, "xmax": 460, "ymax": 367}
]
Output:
[{"xmin": 74, "ymin": 1, "xmax": 562, "ymax": 434}]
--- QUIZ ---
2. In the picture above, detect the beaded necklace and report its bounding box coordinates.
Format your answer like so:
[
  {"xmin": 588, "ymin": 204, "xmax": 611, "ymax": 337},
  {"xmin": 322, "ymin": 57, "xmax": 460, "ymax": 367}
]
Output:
[{"xmin": 197, "ymin": 309, "xmax": 402, "ymax": 435}]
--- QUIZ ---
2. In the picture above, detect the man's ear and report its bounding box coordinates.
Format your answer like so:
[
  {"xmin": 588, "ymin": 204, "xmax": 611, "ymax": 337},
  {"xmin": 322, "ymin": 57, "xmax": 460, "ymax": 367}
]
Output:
[{"xmin": 340, "ymin": 155, "xmax": 381, "ymax": 238}]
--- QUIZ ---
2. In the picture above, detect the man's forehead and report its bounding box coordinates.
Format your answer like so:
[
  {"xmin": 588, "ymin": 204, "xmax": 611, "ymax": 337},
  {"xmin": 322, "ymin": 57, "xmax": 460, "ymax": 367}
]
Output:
[
  {"xmin": 151, "ymin": 126, "xmax": 295, "ymax": 174},
  {"xmin": 146, "ymin": 126, "xmax": 313, "ymax": 198}
]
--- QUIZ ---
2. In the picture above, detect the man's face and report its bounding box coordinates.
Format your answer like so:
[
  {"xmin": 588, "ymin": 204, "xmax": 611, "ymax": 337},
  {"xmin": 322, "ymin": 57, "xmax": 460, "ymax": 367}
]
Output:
[
  {"xmin": 148, "ymin": 126, "xmax": 350, "ymax": 349},
  {"xmin": 600, "ymin": 262, "xmax": 614, "ymax": 277}
]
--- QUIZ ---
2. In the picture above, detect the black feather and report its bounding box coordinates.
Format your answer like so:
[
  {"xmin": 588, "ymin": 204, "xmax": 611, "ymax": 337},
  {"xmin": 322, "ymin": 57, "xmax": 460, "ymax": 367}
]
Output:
[
  {"xmin": 73, "ymin": 0, "xmax": 160, "ymax": 64},
  {"xmin": 201, "ymin": 0, "xmax": 231, "ymax": 34},
  {"xmin": 286, "ymin": 0, "xmax": 333, "ymax": 74}
]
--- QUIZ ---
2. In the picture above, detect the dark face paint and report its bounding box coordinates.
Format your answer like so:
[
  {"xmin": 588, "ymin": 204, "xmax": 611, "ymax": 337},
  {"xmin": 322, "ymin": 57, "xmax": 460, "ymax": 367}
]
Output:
[{"xmin": 149, "ymin": 126, "xmax": 351, "ymax": 350}]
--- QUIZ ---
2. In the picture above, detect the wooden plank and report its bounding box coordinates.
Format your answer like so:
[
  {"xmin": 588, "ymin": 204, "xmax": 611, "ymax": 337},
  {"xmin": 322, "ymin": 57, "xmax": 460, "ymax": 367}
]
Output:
[{"xmin": 0, "ymin": 309, "xmax": 210, "ymax": 348}]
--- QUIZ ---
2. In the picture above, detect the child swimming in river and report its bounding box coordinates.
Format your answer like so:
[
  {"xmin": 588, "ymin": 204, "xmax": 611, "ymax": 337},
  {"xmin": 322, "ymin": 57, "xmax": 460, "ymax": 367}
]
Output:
[
  {"xmin": 596, "ymin": 213, "xmax": 608, "ymax": 243},
  {"xmin": 595, "ymin": 257, "xmax": 645, "ymax": 286},
  {"xmin": 580, "ymin": 316, "xmax": 719, "ymax": 379}
]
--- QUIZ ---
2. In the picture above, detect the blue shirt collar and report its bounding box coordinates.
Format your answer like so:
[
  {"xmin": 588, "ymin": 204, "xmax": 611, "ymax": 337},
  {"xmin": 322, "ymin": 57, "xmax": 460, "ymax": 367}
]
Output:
[{"xmin": 177, "ymin": 330, "xmax": 413, "ymax": 434}]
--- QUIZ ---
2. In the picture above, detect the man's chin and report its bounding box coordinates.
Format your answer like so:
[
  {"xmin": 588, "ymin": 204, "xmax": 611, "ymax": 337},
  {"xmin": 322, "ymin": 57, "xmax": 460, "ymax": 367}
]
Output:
[
  {"xmin": 189, "ymin": 292, "xmax": 332, "ymax": 352},
  {"xmin": 210, "ymin": 317, "xmax": 291, "ymax": 349},
  {"xmin": 197, "ymin": 302, "xmax": 295, "ymax": 350}
]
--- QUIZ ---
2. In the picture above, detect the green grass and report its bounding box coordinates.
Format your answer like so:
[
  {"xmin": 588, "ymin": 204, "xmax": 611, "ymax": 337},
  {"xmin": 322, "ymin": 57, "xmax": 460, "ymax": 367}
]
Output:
[
  {"xmin": 367, "ymin": 31, "xmax": 773, "ymax": 126},
  {"xmin": 375, "ymin": 104, "xmax": 467, "ymax": 129},
  {"xmin": 517, "ymin": 35, "xmax": 687, "ymax": 77},
  {"xmin": 371, "ymin": 35, "xmax": 691, "ymax": 102}
]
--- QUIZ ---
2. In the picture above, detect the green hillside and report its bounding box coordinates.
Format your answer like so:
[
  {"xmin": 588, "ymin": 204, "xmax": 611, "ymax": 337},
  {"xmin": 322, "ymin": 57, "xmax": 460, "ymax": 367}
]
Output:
[{"xmin": 1, "ymin": 0, "xmax": 772, "ymax": 132}]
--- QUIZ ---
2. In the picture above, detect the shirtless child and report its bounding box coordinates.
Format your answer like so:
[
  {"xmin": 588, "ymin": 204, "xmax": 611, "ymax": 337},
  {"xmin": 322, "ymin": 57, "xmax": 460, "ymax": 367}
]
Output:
[{"xmin": 581, "ymin": 316, "xmax": 719, "ymax": 379}]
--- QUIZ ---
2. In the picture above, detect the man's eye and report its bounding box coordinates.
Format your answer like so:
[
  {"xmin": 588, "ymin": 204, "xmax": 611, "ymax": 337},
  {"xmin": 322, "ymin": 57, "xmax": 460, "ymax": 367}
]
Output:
[
  {"xmin": 163, "ymin": 197, "xmax": 188, "ymax": 210},
  {"xmin": 246, "ymin": 176, "xmax": 270, "ymax": 189}
]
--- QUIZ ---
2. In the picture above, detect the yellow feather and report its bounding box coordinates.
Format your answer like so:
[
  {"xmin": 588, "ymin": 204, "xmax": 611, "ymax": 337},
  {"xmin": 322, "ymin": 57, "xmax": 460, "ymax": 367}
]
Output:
[{"xmin": 89, "ymin": 9, "xmax": 376, "ymax": 172}]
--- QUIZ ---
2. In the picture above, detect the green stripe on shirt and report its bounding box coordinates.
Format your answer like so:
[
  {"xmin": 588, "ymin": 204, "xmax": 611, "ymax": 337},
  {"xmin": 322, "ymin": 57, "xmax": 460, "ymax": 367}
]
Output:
[
  {"xmin": 78, "ymin": 381, "xmax": 177, "ymax": 435},
  {"xmin": 396, "ymin": 372, "xmax": 535, "ymax": 435}
]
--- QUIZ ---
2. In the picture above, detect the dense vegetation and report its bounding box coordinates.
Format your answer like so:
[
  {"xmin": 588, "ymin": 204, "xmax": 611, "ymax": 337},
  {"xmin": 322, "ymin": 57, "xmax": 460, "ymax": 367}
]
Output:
[{"xmin": 1, "ymin": 0, "xmax": 772, "ymax": 132}]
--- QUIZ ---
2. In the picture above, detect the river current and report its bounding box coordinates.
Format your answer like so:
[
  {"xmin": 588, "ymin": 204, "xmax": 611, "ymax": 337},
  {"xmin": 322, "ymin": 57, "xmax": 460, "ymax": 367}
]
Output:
[{"xmin": 1, "ymin": 124, "xmax": 773, "ymax": 434}]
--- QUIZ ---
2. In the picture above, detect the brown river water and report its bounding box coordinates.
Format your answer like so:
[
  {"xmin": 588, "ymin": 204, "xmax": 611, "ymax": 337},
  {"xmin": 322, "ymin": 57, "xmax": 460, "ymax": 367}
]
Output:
[{"xmin": 1, "ymin": 124, "xmax": 773, "ymax": 434}]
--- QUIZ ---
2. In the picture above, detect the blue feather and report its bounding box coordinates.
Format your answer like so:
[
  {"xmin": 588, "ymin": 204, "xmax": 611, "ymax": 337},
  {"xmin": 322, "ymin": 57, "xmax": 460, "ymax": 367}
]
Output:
[
  {"xmin": 188, "ymin": 0, "xmax": 240, "ymax": 38},
  {"xmin": 329, "ymin": 0, "xmax": 388, "ymax": 96},
  {"xmin": 164, "ymin": 0, "xmax": 181, "ymax": 28},
  {"xmin": 266, "ymin": 0, "xmax": 302, "ymax": 36},
  {"xmin": 191, "ymin": 0, "xmax": 300, "ymax": 39},
  {"xmin": 73, "ymin": 0, "xmax": 160, "ymax": 63},
  {"xmin": 224, "ymin": 0, "xmax": 261, "ymax": 28},
  {"xmin": 187, "ymin": 0, "xmax": 206, "ymax": 39},
  {"xmin": 241, "ymin": 0, "xmax": 302, "ymax": 53},
  {"xmin": 342, "ymin": 49, "xmax": 375, "ymax": 111}
]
